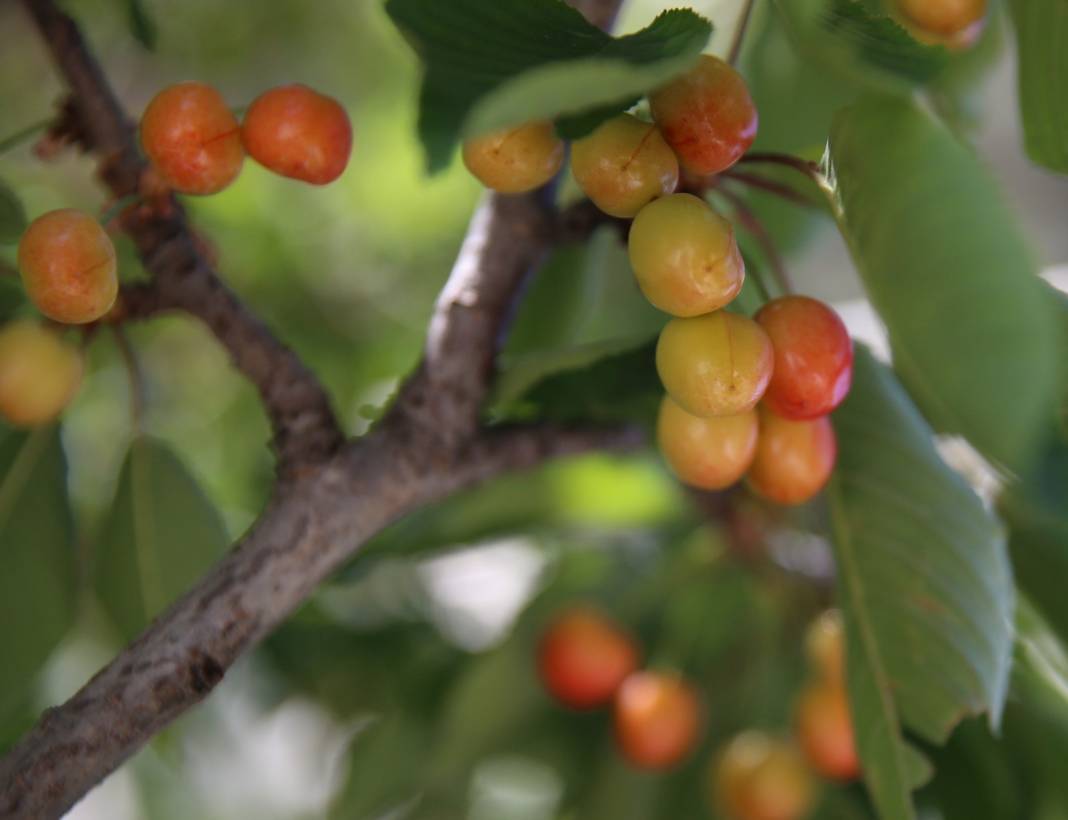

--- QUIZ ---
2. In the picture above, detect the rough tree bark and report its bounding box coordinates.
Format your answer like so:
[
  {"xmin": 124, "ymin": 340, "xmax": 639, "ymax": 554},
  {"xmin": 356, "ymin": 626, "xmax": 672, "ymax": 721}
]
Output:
[{"xmin": 0, "ymin": 0, "xmax": 627, "ymax": 817}]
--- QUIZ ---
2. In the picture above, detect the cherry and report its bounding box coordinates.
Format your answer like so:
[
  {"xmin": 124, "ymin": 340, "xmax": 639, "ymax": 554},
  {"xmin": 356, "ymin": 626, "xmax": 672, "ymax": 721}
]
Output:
[
  {"xmin": 650, "ymin": 54, "xmax": 758, "ymax": 176},
  {"xmin": 17, "ymin": 209, "xmax": 118, "ymax": 325},
  {"xmin": 657, "ymin": 396, "xmax": 758, "ymax": 490},
  {"xmin": 0, "ymin": 320, "xmax": 83, "ymax": 427},
  {"xmin": 804, "ymin": 610, "xmax": 845, "ymax": 686},
  {"xmin": 748, "ymin": 407, "xmax": 836, "ymax": 505},
  {"xmin": 614, "ymin": 670, "xmax": 701, "ymax": 769},
  {"xmin": 895, "ymin": 0, "xmax": 986, "ymax": 48},
  {"xmin": 755, "ymin": 295, "xmax": 853, "ymax": 421},
  {"xmin": 140, "ymin": 82, "xmax": 244, "ymax": 195},
  {"xmin": 795, "ymin": 681, "xmax": 860, "ymax": 781},
  {"xmin": 629, "ymin": 193, "xmax": 745, "ymax": 317},
  {"xmin": 537, "ymin": 608, "xmax": 638, "ymax": 709},
  {"xmin": 656, "ymin": 311, "xmax": 774, "ymax": 418},
  {"xmin": 570, "ymin": 114, "xmax": 678, "ymax": 217},
  {"xmin": 714, "ymin": 732, "xmax": 814, "ymax": 820},
  {"xmin": 242, "ymin": 84, "xmax": 353, "ymax": 185},
  {"xmin": 462, "ymin": 121, "xmax": 564, "ymax": 193}
]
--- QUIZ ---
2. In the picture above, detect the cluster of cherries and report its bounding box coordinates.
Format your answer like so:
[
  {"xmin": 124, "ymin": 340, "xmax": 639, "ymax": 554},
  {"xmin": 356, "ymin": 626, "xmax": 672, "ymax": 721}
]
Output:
[
  {"xmin": 462, "ymin": 54, "xmax": 853, "ymax": 506},
  {"xmin": 539, "ymin": 607, "xmax": 857, "ymax": 819},
  {"xmin": 0, "ymin": 82, "xmax": 351, "ymax": 429}
]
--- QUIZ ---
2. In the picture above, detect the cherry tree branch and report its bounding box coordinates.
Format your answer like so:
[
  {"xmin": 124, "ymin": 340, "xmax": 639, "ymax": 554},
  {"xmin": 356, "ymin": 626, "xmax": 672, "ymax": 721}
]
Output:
[
  {"xmin": 21, "ymin": 0, "xmax": 344, "ymax": 473},
  {"xmin": 0, "ymin": 0, "xmax": 632, "ymax": 817}
]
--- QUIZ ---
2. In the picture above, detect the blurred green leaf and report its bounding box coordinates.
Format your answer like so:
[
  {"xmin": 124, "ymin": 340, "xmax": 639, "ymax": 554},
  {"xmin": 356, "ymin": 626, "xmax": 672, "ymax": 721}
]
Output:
[
  {"xmin": 0, "ymin": 428, "xmax": 78, "ymax": 722},
  {"xmin": 93, "ymin": 436, "xmax": 228, "ymax": 640},
  {"xmin": 496, "ymin": 227, "xmax": 663, "ymax": 408},
  {"xmin": 826, "ymin": 95, "xmax": 1060, "ymax": 472},
  {"xmin": 828, "ymin": 348, "xmax": 1015, "ymax": 820},
  {"xmin": 1009, "ymin": 0, "xmax": 1068, "ymax": 173},
  {"xmin": 0, "ymin": 178, "xmax": 27, "ymax": 244},
  {"xmin": 385, "ymin": 0, "xmax": 711, "ymax": 171},
  {"xmin": 0, "ymin": 277, "xmax": 27, "ymax": 323},
  {"xmin": 775, "ymin": 0, "xmax": 947, "ymax": 92},
  {"xmin": 125, "ymin": 0, "xmax": 158, "ymax": 50}
]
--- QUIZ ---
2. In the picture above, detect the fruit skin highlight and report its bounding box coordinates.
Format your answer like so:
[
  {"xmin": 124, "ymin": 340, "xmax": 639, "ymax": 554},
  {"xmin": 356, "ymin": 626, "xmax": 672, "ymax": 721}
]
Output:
[
  {"xmin": 657, "ymin": 396, "xmax": 758, "ymax": 490},
  {"xmin": 714, "ymin": 731, "xmax": 815, "ymax": 820},
  {"xmin": 650, "ymin": 54, "xmax": 758, "ymax": 176},
  {"xmin": 462, "ymin": 121, "xmax": 564, "ymax": 194},
  {"xmin": 242, "ymin": 84, "xmax": 353, "ymax": 185},
  {"xmin": 537, "ymin": 608, "xmax": 639, "ymax": 710},
  {"xmin": 747, "ymin": 407, "xmax": 837, "ymax": 506},
  {"xmin": 570, "ymin": 114, "xmax": 678, "ymax": 217},
  {"xmin": 140, "ymin": 81, "xmax": 244, "ymax": 195},
  {"xmin": 795, "ymin": 681, "xmax": 861, "ymax": 781},
  {"xmin": 17, "ymin": 209, "xmax": 118, "ymax": 325},
  {"xmin": 614, "ymin": 670, "xmax": 701, "ymax": 769},
  {"xmin": 656, "ymin": 311, "xmax": 774, "ymax": 418},
  {"xmin": 629, "ymin": 193, "xmax": 745, "ymax": 317},
  {"xmin": 756, "ymin": 295, "xmax": 853, "ymax": 421},
  {"xmin": 0, "ymin": 320, "xmax": 83, "ymax": 427}
]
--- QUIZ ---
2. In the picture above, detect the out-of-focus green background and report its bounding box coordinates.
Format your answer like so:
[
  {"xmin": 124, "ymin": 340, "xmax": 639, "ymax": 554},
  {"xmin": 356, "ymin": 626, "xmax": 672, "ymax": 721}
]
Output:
[{"xmin": 1, "ymin": 0, "xmax": 1067, "ymax": 818}]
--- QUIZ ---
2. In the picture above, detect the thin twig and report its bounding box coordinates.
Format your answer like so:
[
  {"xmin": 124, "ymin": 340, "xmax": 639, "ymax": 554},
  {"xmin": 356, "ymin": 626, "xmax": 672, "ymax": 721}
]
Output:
[
  {"xmin": 0, "ymin": 116, "xmax": 52, "ymax": 154},
  {"xmin": 739, "ymin": 151, "xmax": 822, "ymax": 180},
  {"xmin": 720, "ymin": 169, "xmax": 821, "ymax": 209},
  {"xmin": 111, "ymin": 325, "xmax": 145, "ymax": 432},
  {"xmin": 728, "ymin": 0, "xmax": 757, "ymax": 66},
  {"xmin": 714, "ymin": 185, "xmax": 793, "ymax": 297}
]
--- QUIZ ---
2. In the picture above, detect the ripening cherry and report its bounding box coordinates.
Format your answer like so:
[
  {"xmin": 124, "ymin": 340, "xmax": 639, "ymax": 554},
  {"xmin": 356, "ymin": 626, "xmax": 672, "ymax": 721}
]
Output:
[
  {"xmin": 650, "ymin": 54, "xmax": 758, "ymax": 176},
  {"xmin": 715, "ymin": 732, "xmax": 815, "ymax": 820},
  {"xmin": 614, "ymin": 670, "xmax": 701, "ymax": 769},
  {"xmin": 0, "ymin": 320, "xmax": 83, "ymax": 427},
  {"xmin": 17, "ymin": 209, "xmax": 118, "ymax": 324},
  {"xmin": 895, "ymin": 0, "xmax": 986, "ymax": 48},
  {"xmin": 795, "ymin": 681, "xmax": 860, "ymax": 781},
  {"xmin": 537, "ymin": 608, "xmax": 639, "ymax": 709},
  {"xmin": 656, "ymin": 311, "xmax": 774, "ymax": 418},
  {"xmin": 570, "ymin": 114, "xmax": 678, "ymax": 217},
  {"xmin": 462, "ymin": 120, "xmax": 565, "ymax": 193},
  {"xmin": 804, "ymin": 610, "xmax": 845, "ymax": 686},
  {"xmin": 755, "ymin": 295, "xmax": 853, "ymax": 420},
  {"xmin": 140, "ymin": 82, "xmax": 244, "ymax": 195},
  {"xmin": 629, "ymin": 193, "xmax": 744, "ymax": 317},
  {"xmin": 747, "ymin": 407, "xmax": 837, "ymax": 506},
  {"xmin": 657, "ymin": 396, "xmax": 758, "ymax": 490},
  {"xmin": 242, "ymin": 84, "xmax": 353, "ymax": 185}
]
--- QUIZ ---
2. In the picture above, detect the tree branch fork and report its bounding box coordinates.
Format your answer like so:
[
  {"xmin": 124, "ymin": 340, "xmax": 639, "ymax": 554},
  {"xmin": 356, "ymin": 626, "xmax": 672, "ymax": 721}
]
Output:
[{"xmin": 0, "ymin": 0, "xmax": 634, "ymax": 816}]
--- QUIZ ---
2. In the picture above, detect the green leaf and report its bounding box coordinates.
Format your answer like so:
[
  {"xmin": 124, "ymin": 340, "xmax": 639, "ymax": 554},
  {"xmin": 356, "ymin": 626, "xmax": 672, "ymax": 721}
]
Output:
[
  {"xmin": 1009, "ymin": 0, "xmax": 1068, "ymax": 173},
  {"xmin": 826, "ymin": 96, "xmax": 1060, "ymax": 472},
  {"xmin": 93, "ymin": 437, "xmax": 228, "ymax": 640},
  {"xmin": 385, "ymin": 0, "xmax": 712, "ymax": 171},
  {"xmin": 495, "ymin": 226, "xmax": 664, "ymax": 411},
  {"xmin": 0, "ymin": 428, "xmax": 78, "ymax": 720},
  {"xmin": 126, "ymin": 0, "xmax": 158, "ymax": 50},
  {"xmin": 775, "ymin": 0, "xmax": 948, "ymax": 92},
  {"xmin": 0, "ymin": 178, "xmax": 27, "ymax": 244},
  {"xmin": 828, "ymin": 348, "xmax": 1015, "ymax": 820}
]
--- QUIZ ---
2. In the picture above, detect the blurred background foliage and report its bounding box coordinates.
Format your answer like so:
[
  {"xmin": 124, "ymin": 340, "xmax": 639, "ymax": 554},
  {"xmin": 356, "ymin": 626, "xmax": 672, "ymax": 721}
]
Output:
[{"xmin": 1, "ymin": 0, "xmax": 1067, "ymax": 818}]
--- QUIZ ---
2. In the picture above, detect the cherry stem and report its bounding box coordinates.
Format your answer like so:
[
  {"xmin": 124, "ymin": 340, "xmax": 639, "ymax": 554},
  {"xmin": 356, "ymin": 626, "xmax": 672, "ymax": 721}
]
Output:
[
  {"xmin": 720, "ymin": 169, "xmax": 821, "ymax": 209},
  {"xmin": 112, "ymin": 325, "xmax": 146, "ymax": 433},
  {"xmin": 714, "ymin": 185, "xmax": 794, "ymax": 297},
  {"xmin": 728, "ymin": 0, "xmax": 757, "ymax": 66},
  {"xmin": 0, "ymin": 117, "xmax": 52, "ymax": 155},
  {"xmin": 739, "ymin": 151, "xmax": 822, "ymax": 181},
  {"xmin": 98, "ymin": 194, "xmax": 143, "ymax": 229}
]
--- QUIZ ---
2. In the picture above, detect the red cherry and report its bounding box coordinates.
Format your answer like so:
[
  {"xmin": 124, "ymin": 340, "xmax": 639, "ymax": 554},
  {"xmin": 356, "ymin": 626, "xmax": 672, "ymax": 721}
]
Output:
[
  {"xmin": 614, "ymin": 671, "xmax": 701, "ymax": 769},
  {"xmin": 537, "ymin": 608, "xmax": 639, "ymax": 709},
  {"xmin": 756, "ymin": 296, "xmax": 853, "ymax": 420}
]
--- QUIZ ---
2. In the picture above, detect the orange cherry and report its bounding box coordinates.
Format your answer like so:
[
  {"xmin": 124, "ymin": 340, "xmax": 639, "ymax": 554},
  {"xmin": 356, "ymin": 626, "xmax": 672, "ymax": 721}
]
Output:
[
  {"xmin": 747, "ymin": 407, "xmax": 837, "ymax": 506},
  {"xmin": 614, "ymin": 671, "xmax": 701, "ymax": 769},
  {"xmin": 242, "ymin": 84, "xmax": 353, "ymax": 185},
  {"xmin": 140, "ymin": 81, "xmax": 244, "ymax": 195},
  {"xmin": 795, "ymin": 681, "xmax": 861, "ymax": 781},
  {"xmin": 537, "ymin": 608, "xmax": 639, "ymax": 709},
  {"xmin": 657, "ymin": 396, "xmax": 758, "ymax": 490}
]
